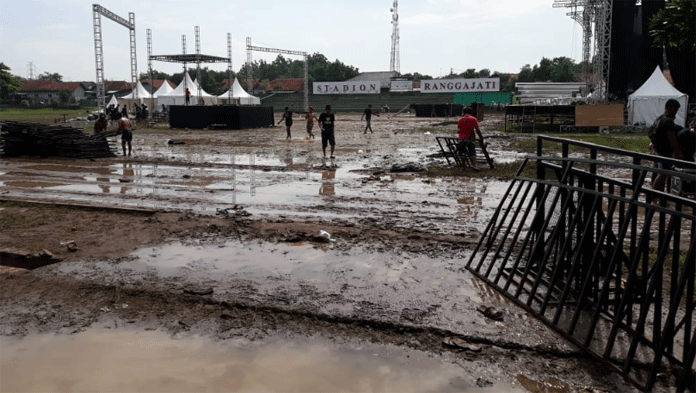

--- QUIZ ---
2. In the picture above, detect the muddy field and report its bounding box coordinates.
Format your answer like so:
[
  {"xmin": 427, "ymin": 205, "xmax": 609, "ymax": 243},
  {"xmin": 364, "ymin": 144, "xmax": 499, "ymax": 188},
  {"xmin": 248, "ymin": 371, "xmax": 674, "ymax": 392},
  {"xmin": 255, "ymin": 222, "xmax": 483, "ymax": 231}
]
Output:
[{"xmin": 0, "ymin": 113, "xmax": 669, "ymax": 392}]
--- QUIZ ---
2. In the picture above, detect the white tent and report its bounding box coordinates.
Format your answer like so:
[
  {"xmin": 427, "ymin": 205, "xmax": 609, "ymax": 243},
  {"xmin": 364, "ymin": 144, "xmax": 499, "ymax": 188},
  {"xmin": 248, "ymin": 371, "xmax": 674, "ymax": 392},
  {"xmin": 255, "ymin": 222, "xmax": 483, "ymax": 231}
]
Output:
[
  {"xmin": 217, "ymin": 78, "xmax": 261, "ymax": 105},
  {"xmin": 107, "ymin": 94, "xmax": 118, "ymax": 108},
  {"xmin": 628, "ymin": 66, "xmax": 688, "ymax": 127},
  {"xmin": 158, "ymin": 73, "xmax": 217, "ymax": 106},
  {"xmin": 153, "ymin": 80, "xmax": 174, "ymax": 97},
  {"xmin": 117, "ymin": 80, "xmax": 152, "ymax": 105}
]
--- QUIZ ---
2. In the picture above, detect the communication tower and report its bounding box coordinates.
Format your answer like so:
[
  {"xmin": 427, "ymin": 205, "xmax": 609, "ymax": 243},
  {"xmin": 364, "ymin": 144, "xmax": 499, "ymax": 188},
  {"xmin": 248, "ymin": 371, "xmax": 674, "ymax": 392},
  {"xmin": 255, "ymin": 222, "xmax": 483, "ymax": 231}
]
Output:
[
  {"xmin": 26, "ymin": 61, "xmax": 37, "ymax": 80},
  {"xmin": 390, "ymin": 1, "xmax": 400, "ymax": 74}
]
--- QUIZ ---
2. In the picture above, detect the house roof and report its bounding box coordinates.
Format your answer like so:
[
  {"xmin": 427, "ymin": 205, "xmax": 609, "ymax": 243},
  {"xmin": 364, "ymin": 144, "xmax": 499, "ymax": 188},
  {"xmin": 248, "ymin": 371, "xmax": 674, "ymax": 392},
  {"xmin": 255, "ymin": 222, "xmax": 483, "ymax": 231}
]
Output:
[
  {"xmin": 347, "ymin": 71, "xmax": 398, "ymax": 87},
  {"xmin": 19, "ymin": 80, "xmax": 81, "ymax": 92},
  {"xmin": 141, "ymin": 79, "xmax": 176, "ymax": 90},
  {"xmin": 105, "ymin": 81, "xmax": 133, "ymax": 92},
  {"xmin": 266, "ymin": 78, "xmax": 303, "ymax": 92}
]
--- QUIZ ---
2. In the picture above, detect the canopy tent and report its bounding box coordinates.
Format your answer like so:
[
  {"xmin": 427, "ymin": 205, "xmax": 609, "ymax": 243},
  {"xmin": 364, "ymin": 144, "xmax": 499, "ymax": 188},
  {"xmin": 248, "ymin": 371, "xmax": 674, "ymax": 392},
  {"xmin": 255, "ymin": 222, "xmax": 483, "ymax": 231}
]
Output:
[
  {"xmin": 158, "ymin": 73, "xmax": 217, "ymax": 106},
  {"xmin": 628, "ymin": 66, "xmax": 688, "ymax": 127},
  {"xmin": 106, "ymin": 94, "xmax": 119, "ymax": 108},
  {"xmin": 217, "ymin": 78, "xmax": 261, "ymax": 105},
  {"xmin": 117, "ymin": 81, "xmax": 152, "ymax": 106},
  {"xmin": 153, "ymin": 79, "xmax": 174, "ymax": 97}
]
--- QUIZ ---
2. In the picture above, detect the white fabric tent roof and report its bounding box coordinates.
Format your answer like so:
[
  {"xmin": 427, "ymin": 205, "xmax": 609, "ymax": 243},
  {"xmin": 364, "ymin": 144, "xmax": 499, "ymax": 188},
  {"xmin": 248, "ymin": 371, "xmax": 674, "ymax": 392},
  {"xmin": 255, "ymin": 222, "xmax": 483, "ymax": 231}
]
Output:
[
  {"xmin": 158, "ymin": 73, "xmax": 217, "ymax": 105},
  {"xmin": 628, "ymin": 66, "xmax": 688, "ymax": 127},
  {"xmin": 119, "ymin": 81, "xmax": 152, "ymax": 101},
  {"xmin": 217, "ymin": 78, "xmax": 261, "ymax": 105},
  {"xmin": 107, "ymin": 94, "xmax": 118, "ymax": 107},
  {"xmin": 153, "ymin": 80, "xmax": 174, "ymax": 97}
]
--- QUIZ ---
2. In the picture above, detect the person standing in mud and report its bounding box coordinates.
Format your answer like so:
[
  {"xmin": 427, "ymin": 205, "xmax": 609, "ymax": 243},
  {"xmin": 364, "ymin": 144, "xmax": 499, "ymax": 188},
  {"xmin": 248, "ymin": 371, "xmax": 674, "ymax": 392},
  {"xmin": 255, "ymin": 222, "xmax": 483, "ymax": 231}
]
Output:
[
  {"xmin": 185, "ymin": 88, "xmax": 191, "ymax": 105},
  {"xmin": 278, "ymin": 107, "xmax": 293, "ymax": 139},
  {"xmin": 117, "ymin": 114, "xmax": 133, "ymax": 157},
  {"xmin": 457, "ymin": 106, "xmax": 485, "ymax": 171},
  {"xmin": 305, "ymin": 106, "xmax": 318, "ymax": 139},
  {"xmin": 649, "ymin": 99, "xmax": 684, "ymax": 191},
  {"xmin": 361, "ymin": 104, "xmax": 379, "ymax": 134},
  {"xmin": 319, "ymin": 105, "xmax": 336, "ymax": 159}
]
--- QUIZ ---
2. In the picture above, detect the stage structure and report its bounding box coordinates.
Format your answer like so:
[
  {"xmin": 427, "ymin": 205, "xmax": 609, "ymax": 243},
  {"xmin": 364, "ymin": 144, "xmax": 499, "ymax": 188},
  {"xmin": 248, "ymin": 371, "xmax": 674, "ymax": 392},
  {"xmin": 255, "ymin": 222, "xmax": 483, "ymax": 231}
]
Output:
[
  {"xmin": 246, "ymin": 38, "xmax": 309, "ymax": 111},
  {"xmin": 149, "ymin": 27, "xmax": 232, "ymax": 106},
  {"xmin": 552, "ymin": 0, "xmax": 613, "ymax": 103},
  {"xmin": 92, "ymin": 4, "xmax": 138, "ymax": 114}
]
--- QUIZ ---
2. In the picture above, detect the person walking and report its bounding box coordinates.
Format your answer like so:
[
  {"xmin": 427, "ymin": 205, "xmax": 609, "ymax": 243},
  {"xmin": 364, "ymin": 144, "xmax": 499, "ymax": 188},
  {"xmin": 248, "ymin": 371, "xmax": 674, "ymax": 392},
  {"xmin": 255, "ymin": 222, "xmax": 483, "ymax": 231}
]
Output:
[
  {"xmin": 305, "ymin": 106, "xmax": 318, "ymax": 139},
  {"xmin": 457, "ymin": 106, "xmax": 485, "ymax": 170},
  {"xmin": 319, "ymin": 105, "xmax": 336, "ymax": 159},
  {"xmin": 117, "ymin": 114, "xmax": 133, "ymax": 157},
  {"xmin": 361, "ymin": 104, "xmax": 379, "ymax": 134},
  {"xmin": 278, "ymin": 107, "xmax": 293, "ymax": 139}
]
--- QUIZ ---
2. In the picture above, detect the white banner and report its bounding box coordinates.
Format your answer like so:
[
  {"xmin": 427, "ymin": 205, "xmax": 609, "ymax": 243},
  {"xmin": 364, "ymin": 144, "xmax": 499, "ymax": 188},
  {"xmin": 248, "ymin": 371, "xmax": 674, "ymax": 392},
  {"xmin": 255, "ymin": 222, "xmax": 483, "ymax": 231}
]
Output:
[
  {"xmin": 313, "ymin": 81, "xmax": 381, "ymax": 94},
  {"xmin": 421, "ymin": 78, "xmax": 500, "ymax": 93},
  {"xmin": 390, "ymin": 80, "xmax": 413, "ymax": 92}
]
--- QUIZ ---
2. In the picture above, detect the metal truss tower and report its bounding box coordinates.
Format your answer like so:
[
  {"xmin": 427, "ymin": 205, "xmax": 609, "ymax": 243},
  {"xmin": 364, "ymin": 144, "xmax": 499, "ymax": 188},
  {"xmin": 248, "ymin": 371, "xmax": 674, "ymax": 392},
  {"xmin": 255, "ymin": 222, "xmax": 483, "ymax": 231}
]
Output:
[
  {"xmin": 246, "ymin": 37, "xmax": 309, "ymax": 111},
  {"xmin": 26, "ymin": 61, "xmax": 36, "ymax": 80},
  {"xmin": 92, "ymin": 4, "xmax": 137, "ymax": 113},
  {"xmin": 390, "ymin": 0, "xmax": 400, "ymax": 74},
  {"xmin": 592, "ymin": 0, "xmax": 612, "ymax": 103},
  {"xmin": 227, "ymin": 33, "xmax": 233, "ymax": 102},
  {"xmin": 195, "ymin": 26, "xmax": 202, "ymax": 103},
  {"xmin": 553, "ymin": 0, "xmax": 612, "ymax": 102},
  {"xmin": 147, "ymin": 29, "xmax": 153, "ymax": 117}
]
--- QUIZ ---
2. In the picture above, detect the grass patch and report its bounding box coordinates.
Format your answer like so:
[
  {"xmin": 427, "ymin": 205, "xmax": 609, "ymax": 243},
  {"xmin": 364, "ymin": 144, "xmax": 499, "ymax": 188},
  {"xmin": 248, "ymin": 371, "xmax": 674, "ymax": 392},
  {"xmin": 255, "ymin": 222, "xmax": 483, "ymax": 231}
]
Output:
[
  {"xmin": 0, "ymin": 108, "xmax": 96, "ymax": 123},
  {"xmin": 514, "ymin": 134, "xmax": 649, "ymax": 155}
]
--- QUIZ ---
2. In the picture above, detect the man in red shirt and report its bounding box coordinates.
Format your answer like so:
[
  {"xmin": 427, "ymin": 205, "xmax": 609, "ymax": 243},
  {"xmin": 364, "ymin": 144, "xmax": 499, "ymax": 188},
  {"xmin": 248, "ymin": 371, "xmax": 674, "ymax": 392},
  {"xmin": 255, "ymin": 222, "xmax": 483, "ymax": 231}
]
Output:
[{"xmin": 457, "ymin": 106, "xmax": 485, "ymax": 170}]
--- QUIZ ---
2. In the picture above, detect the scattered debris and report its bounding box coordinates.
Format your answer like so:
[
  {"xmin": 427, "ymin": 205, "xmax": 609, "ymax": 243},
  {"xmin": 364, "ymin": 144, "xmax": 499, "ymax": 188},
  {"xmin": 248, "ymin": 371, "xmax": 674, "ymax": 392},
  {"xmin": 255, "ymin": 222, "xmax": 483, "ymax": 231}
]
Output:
[
  {"xmin": 442, "ymin": 336, "xmax": 483, "ymax": 352},
  {"xmin": 167, "ymin": 139, "xmax": 185, "ymax": 145},
  {"xmin": 477, "ymin": 305, "xmax": 504, "ymax": 321},
  {"xmin": 60, "ymin": 240, "xmax": 79, "ymax": 252},
  {"xmin": 390, "ymin": 162, "xmax": 426, "ymax": 173},
  {"xmin": 183, "ymin": 287, "xmax": 214, "ymax": 296}
]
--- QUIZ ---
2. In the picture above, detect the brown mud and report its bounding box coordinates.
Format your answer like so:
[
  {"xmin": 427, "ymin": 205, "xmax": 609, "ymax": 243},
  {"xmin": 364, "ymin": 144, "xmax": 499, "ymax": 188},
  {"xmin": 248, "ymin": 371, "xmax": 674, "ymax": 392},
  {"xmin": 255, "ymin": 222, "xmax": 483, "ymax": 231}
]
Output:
[{"xmin": 0, "ymin": 113, "xmax": 662, "ymax": 392}]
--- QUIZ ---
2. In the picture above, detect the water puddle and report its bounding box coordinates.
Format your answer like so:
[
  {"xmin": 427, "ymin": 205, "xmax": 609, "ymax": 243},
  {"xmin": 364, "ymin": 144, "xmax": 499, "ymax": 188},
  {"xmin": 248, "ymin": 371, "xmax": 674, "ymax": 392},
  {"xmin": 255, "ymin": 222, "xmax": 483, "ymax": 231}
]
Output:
[{"xmin": 0, "ymin": 327, "xmax": 522, "ymax": 393}]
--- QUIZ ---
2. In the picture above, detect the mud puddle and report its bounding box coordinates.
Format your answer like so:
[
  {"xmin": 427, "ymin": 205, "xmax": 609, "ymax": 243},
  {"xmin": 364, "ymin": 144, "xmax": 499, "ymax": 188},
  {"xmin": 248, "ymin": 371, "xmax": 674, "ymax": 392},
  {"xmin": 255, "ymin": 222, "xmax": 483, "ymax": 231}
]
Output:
[{"xmin": 0, "ymin": 327, "xmax": 522, "ymax": 393}]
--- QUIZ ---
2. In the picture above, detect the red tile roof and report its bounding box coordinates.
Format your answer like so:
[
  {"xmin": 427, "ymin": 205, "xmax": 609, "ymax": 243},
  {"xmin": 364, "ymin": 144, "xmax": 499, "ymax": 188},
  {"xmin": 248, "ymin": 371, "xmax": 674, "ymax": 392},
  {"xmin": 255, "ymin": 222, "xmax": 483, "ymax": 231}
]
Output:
[
  {"xmin": 20, "ymin": 80, "xmax": 80, "ymax": 92},
  {"xmin": 266, "ymin": 78, "xmax": 303, "ymax": 92},
  {"xmin": 105, "ymin": 81, "xmax": 133, "ymax": 91},
  {"xmin": 140, "ymin": 79, "xmax": 175, "ymax": 89}
]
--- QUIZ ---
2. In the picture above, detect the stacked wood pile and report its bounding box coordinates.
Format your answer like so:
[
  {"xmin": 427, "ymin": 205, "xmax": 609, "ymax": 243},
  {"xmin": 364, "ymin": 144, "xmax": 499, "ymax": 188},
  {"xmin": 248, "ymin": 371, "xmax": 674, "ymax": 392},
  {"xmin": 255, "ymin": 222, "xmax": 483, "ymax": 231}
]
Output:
[{"xmin": 0, "ymin": 121, "xmax": 117, "ymax": 158}]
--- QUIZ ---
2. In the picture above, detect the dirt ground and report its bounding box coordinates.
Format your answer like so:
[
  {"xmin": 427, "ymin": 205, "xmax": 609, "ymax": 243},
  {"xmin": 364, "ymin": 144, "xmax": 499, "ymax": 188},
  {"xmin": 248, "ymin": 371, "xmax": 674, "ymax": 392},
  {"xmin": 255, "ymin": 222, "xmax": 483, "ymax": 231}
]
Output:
[{"xmin": 0, "ymin": 113, "xmax": 672, "ymax": 392}]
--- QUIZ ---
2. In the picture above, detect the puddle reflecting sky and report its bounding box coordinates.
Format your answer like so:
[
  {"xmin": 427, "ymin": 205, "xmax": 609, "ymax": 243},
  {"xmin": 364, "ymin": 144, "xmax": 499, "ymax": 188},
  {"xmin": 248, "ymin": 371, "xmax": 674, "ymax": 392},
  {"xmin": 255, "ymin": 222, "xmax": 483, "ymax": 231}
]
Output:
[{"xmin": 0, "ymin": 327, "xmax": 523, "ymax": 393}]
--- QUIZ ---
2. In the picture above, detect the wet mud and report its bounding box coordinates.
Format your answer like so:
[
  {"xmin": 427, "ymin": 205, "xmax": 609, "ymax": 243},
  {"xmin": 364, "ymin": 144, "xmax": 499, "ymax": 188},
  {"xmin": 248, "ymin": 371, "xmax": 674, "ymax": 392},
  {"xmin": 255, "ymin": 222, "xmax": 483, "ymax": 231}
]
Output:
[{"xmin": 0, "ymin": 113, "xmax": 662, "ymax": 392}]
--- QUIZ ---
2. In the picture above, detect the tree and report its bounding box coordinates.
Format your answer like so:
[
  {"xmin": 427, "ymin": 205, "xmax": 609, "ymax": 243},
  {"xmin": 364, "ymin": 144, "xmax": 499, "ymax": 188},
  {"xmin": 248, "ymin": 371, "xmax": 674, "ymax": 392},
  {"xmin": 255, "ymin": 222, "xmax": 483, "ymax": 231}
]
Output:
[
  {"xmin": 38, "ymin": 72, "xmax": 63, "ymax": 82},
  {"xmin": 478, "ymin": 69, "xmax": 491, "ymax": 78},
  {"xmin": 649, "ymin": 0, "xmax": 696, "ymax": 52},
  {"xmin": 550, "ymin": 57, "xmax": 576, "ymax": 82},
  {"xmin": 0, "ymin": 63, "xmax": 23, "ymax": 100},
  {"xmin": 532, "ymin": 57, "xmax": 553, "ymax": 81},
  {"xmin": 518, "ymin": 64, "xmax": 534, "ymax": 82},
  {"xmin": 58, "ymin": 89, "xmax": 72, "ymax": 103}
]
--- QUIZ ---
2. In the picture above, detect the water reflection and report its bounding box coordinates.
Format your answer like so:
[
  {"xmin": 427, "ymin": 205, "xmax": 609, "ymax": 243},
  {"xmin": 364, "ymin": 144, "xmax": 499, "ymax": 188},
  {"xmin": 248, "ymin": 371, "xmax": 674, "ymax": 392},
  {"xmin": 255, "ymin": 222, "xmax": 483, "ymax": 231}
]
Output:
[
  {"xmin": 320, "ymin": 170, "xmax": 335, "ymax": 196},
  {"xmin": 0, "ymin": 327, "xmax": 507, "ymax": 393}
]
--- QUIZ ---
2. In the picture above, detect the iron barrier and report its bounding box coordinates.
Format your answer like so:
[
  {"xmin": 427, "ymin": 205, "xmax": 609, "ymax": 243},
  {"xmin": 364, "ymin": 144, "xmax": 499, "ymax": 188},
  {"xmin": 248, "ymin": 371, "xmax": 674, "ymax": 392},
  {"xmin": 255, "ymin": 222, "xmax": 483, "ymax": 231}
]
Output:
[{"xmin": 466, "ymin": 136, "xmax": 695, "ymax": 391}]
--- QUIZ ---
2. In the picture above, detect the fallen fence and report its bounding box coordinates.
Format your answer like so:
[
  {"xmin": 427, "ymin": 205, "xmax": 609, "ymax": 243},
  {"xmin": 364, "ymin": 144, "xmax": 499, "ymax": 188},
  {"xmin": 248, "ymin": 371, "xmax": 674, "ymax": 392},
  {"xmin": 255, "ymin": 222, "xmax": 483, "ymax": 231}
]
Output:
[
  {"xmin": 0, "ymin": 121, "xmax": 116, "ymax": 158},
  {"xmin": 466, "ymin": 136, "xmax": 695, "ymax": 391}
]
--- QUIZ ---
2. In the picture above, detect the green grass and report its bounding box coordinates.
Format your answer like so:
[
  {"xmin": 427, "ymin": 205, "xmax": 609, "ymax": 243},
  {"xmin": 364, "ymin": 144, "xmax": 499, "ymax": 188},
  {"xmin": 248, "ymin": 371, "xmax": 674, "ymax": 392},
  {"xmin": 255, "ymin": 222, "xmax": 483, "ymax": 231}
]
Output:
[
  {"xmin": 515, "ymin": 134, "xmax": 649, "ymax": 155},
  {"xmin": 0, "ymin": 108, "xmax": 97, "ymax": 123}
]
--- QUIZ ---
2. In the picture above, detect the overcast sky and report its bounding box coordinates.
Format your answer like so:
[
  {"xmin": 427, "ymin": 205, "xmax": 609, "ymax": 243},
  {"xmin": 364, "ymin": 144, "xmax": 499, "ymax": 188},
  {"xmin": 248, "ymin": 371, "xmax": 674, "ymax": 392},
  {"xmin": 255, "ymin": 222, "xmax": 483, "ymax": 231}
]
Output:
[{"xmin": 1, "ymin": 0, "xmax": 584, "ymax": 82}]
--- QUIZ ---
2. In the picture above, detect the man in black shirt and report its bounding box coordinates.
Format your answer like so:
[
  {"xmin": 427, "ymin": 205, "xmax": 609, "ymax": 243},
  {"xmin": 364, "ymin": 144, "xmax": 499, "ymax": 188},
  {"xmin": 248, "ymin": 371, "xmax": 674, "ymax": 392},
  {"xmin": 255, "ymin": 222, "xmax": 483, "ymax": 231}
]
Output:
[
  {"xmin": 318, "ymin": 105, "xmax": 336, "ymax": 158},
  {"xmin": 650, "ymin": 99, "xmax": 684, "ymax": 190},
  {"xmin": 361, "ymin": 104, "xmax": 379, "ymax": 134}
]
